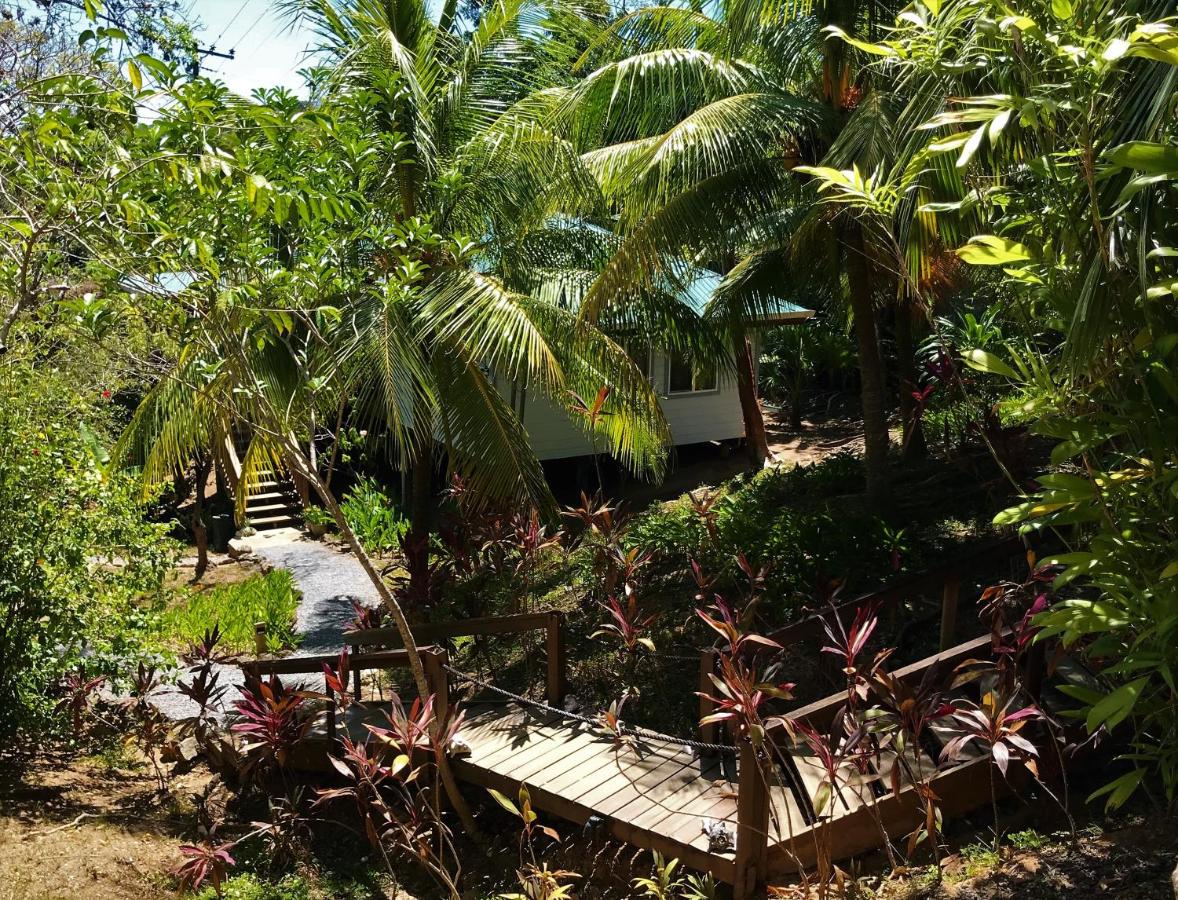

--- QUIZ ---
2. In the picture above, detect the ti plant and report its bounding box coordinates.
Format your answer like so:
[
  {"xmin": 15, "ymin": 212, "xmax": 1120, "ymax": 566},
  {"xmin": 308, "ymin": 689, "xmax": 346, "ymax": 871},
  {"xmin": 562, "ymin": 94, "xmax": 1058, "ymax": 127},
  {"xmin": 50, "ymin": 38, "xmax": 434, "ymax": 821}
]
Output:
[
  {"xmin": 491, "ymin": 785, "xmax": 578, "ymax": 900},
  {"xmin": 593, "ymin": 592, "xmax": 658, "ymax": 656},
  {"xmin": 231, "ymin": 674, "xmax": 314, "ymax": 783},
  {"xmin": 56, "ymin": 671, "xmax": 105, "ymax": 739},
  {"xmin": 939, "ymin": 689, "xmax": 1043, "ymax": 849},
  {"xmin": 174, "ymin": 832, "xmax": 237, "ymax": 897},
  {"xmin": 696, "ymin": 602, "xmax": 794, "ymax": 745}
]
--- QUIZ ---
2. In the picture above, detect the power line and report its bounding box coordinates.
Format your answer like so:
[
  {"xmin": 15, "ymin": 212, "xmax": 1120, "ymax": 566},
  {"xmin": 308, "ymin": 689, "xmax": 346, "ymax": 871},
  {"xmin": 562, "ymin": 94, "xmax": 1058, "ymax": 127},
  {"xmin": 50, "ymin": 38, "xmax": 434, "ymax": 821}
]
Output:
[{"xmin": 212, "ymin": 0, "xmax": 252, "ymax": 48}]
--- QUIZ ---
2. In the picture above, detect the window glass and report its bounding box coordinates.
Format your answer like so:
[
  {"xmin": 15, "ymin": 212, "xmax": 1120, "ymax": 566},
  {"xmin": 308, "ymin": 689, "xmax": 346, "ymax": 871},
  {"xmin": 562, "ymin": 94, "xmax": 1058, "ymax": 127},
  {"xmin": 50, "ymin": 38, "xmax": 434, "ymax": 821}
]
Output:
[{"xmin": 667, "ymin": 351, "xmax": 716, "ymax": 393}]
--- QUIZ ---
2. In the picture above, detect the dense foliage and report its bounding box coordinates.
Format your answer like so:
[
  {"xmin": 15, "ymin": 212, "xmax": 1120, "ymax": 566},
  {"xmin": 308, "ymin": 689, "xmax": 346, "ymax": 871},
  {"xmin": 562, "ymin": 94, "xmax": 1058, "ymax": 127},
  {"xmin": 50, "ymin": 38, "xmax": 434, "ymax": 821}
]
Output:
[{"xmin": 0, "ymin": 366, "xmax": 173, "ymax": 738}]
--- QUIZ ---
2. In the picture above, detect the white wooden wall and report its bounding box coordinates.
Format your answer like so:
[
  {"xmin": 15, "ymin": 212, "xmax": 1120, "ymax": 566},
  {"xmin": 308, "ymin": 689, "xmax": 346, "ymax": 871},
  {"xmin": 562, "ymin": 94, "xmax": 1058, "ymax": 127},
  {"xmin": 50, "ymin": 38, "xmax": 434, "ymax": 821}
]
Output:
[{"xmin": 500, "ymin": 349, "xmax": 749, "ymax": 462}]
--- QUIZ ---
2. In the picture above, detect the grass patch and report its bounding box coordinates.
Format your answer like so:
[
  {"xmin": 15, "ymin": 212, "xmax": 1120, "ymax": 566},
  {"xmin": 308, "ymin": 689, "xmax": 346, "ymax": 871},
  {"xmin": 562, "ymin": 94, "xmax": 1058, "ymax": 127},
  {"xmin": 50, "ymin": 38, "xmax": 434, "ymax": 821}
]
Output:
[{"xmin": 157, "ymin": 571, "xmax": 301, "ymax": 653}]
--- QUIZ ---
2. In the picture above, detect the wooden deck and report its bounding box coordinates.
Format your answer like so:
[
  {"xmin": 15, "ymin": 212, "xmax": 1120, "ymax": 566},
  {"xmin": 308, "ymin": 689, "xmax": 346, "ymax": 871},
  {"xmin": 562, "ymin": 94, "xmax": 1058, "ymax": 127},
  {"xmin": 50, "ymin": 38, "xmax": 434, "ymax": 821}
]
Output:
[
  {"xmin": 241, "ymin": 541, "xmax": 1081, "ymax": 899},
  {"xmin": 295, "ymin": 696, "xmax": 975, "ymax": 884}
]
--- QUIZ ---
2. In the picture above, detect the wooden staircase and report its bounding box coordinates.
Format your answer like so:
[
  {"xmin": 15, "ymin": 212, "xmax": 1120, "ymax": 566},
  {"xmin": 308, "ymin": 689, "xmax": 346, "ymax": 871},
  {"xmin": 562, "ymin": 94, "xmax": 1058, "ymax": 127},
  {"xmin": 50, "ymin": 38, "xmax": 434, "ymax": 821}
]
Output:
[{"xmin": 244, "ymin": 470, "xmax": 303, "ymax": 531}]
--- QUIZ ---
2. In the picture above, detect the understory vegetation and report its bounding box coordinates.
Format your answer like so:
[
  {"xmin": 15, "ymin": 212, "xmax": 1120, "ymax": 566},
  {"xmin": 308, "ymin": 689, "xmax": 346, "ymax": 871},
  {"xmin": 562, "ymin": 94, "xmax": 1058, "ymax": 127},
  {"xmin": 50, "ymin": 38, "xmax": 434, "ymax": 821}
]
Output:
[
  {"xmin": 2, "ymin": 0, "xmax": 1177, "ymax": 896},
  {"xmin": 156, "ymin": 571, "xmax": 302, "ymax": 655}
]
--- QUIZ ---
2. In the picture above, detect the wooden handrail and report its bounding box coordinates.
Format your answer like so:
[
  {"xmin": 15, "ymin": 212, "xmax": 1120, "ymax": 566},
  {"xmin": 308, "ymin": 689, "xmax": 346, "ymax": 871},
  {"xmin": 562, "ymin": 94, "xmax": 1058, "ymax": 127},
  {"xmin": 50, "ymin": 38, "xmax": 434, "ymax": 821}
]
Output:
[
  {"xmin": 764, "ymin": 535, "xmax": 1026, "ymax": 650},
  {"xmin": 346, "ymin": 609, "xmax": 568, "ymax": 706},
  {"xmin": 239, "ymin": 646, "xmax": 450, "ymax": 745},
  {"xmin": 696, "ymin": 537, "xmax": 1027, "ymax": 746},
  {"xmin": 348, "ymin": 611, "xmax": 556, "ymax": 646}
]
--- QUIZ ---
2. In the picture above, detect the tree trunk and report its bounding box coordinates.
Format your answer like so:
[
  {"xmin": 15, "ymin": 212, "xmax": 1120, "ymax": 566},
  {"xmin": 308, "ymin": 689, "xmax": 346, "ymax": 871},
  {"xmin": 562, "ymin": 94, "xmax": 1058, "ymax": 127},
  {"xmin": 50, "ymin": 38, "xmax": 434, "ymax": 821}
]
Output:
[
  {"xmin": 845, "ymin": 226, "xmax": 890, "ymax": 505},
  {"xmin": 191, "ymin": 453, "xmax": 211, "ymax": 581},
  {"xmin": 407, "ymin": 446, "xmax": 434, "ymax": 604},
  {"xmin": 895, "ymin": 303, "xmax": 927, "ymax": 461},
  {"xmin": 733, "ymin": 329, "xmax": 772, "ymax": 468},
  {"xmin": 279, "ymin": 436, "xmax": 479, "ymax": 841}
]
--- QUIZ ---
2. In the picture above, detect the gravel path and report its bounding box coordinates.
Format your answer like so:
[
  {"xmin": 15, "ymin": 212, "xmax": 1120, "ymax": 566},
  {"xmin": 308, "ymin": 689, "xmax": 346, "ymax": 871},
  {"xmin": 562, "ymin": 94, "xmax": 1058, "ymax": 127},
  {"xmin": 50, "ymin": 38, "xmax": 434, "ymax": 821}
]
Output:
[{"xmin": 150, "ymin": 528, "xmax": 380, "ymax": 721}]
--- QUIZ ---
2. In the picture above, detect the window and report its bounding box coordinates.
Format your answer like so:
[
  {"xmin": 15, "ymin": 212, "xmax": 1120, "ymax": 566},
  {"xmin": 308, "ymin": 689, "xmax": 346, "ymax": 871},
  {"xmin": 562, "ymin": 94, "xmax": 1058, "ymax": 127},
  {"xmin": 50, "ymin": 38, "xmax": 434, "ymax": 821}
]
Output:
[{"xmin": 666, "ymin": 350, "xmax": 716, "ymax": 394}]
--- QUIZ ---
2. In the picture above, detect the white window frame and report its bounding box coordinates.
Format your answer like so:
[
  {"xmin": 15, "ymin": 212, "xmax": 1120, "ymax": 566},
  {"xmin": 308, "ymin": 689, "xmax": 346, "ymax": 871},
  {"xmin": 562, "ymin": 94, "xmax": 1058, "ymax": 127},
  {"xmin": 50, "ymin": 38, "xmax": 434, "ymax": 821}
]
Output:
[{"xmin": 663, "ymin": 350, "xmax": 719, "ymax": 397}]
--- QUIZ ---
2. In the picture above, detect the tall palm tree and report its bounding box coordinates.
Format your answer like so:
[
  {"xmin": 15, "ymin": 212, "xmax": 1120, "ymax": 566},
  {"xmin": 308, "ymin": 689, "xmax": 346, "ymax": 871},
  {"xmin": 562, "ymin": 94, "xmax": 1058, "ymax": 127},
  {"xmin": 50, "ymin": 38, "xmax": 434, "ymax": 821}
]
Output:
[
  {"xmin": 281, "ymin": 0, "xmax": 672, "ymax": 580},
  {"xmin": 541, "ymin": 0, "xmax": 942, "ymax": 498}
]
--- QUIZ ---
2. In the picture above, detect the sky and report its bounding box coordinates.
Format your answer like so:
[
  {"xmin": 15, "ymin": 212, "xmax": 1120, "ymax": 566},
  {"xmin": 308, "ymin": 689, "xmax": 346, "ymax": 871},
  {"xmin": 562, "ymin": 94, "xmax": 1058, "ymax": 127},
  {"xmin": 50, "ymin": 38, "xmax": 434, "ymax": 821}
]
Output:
[{"xmin": 184, "ymin": 1, "xmax": 316, "ymax": 97}]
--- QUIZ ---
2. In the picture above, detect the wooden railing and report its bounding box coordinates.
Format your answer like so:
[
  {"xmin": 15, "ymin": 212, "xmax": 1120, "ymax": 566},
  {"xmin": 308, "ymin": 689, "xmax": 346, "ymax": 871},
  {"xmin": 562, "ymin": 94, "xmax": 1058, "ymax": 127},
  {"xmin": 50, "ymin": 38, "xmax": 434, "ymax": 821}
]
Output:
[
  {"xmin": 346, "ymin": 610, "xmax": 568, "ymax": 706},
  {"xmin": 241, "ymin": 646, "xmax": 451, "ymax": 745},
  {"xmin": 698, "ymin": 535, "xmax": 1028, "ymax": 746}
]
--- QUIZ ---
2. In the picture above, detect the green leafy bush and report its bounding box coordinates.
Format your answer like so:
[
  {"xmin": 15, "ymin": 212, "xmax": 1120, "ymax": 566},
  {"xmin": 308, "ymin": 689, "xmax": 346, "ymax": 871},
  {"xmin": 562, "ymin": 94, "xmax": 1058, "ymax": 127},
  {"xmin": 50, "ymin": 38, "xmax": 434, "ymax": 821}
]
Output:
[
  {"xmin": 158, "ymin": 571, "xmax": 301, "ymax": 653},
  {"xmin": 625, "ymin": 453, "xmax": 898, "ymax": 620},
  {"xmin": 0, "ymin": 366, "xmax": 175, "ymax": 739},
  {"xmin": 195, "ymin": 873, "xmax": 310, "ymax": 900},
  {"xmin": 340, "ymin": 476, "xmax": 408, "ymax": 554}
]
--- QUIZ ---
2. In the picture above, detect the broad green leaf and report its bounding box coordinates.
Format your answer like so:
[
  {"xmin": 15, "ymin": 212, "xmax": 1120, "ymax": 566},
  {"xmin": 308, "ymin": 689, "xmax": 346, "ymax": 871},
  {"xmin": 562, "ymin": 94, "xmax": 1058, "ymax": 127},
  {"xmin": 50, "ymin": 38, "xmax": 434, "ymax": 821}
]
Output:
[
  {"xmin": 1103, "ymin": 38, "xmax": 1129, "ymax": 60},
  {"xmin": 822, "ymin": 25, "xmax": 897, "ymax": 56},
  {"xmin": 1051, "ymin": 0, "xmax": 1073, "ymax": 17},
  {"xmin": 963, "ymin": 349, "xmax": 1020, "ymax": 378},
  {"xmin": 957, "ymin": 125, "xmax": 986, "ymax": 168},
  {"xmin": 488, "ymin": 788, "xmax": 519, "ymax": 816},
  {"xmin": 1087, "ymin": 768, "xmax": 1145, "ymax": 811},
  {"xmin": 1085, "ymin": 677, "xmax": 1148, "ymax": 734},
  {"xmin": 1107, "ymin": 141, "xmax": 1178, "ymax": 175},
  {"xmin": 1161, "ymin": 560, "xmax": 1178, "ymax": 579},
  {"xmin": 1146, "ymin": 279, "xmax": 1178, "ymax": 299},
  {"xmin": 125, "ymin": 59, "xmax": 143, "ymax": 92},
  {"xmin": 956, "ymin": 235, "xmax": 1032, "ymax": 265}
]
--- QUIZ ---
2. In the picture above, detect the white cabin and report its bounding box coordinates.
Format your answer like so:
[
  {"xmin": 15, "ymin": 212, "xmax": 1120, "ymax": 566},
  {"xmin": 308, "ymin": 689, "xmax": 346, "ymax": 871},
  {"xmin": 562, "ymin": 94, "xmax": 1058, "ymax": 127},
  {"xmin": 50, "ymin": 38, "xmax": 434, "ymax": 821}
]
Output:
[{"xmin": 501, "ymin": 263, "xmax": 812, "ymax": 462}]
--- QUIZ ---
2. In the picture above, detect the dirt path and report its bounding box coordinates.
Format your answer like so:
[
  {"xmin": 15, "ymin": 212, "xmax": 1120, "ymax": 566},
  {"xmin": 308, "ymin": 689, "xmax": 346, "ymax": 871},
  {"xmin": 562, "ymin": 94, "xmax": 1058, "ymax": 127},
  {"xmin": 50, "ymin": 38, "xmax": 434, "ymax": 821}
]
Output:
[{"xmin": 0, "ymin": 753, "xmax": 210, "ymax": 900}]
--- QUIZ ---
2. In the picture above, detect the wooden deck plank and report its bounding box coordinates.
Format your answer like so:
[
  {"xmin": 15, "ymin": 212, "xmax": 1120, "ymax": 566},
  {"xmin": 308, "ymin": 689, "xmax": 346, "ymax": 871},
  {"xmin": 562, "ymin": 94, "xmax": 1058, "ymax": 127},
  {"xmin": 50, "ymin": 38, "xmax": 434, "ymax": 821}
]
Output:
[
  {"xmin": 569, "ymin": 740, "xmax": 687, "ymax": 810},
  {"xmin": 629, "ymin": 756, "xmax": 730, "ymax": 832},
  {"xmin": 501, "ymin": 724, "xmax": 612, "ymax": 785}
]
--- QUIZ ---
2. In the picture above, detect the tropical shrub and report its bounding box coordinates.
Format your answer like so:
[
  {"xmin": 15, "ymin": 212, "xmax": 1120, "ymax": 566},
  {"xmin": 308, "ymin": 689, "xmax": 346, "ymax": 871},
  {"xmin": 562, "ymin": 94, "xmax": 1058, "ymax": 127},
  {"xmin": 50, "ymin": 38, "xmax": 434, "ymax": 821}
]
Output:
[
  {"xmin": 849, "ymin": 0, "xmax": 1178, "ymax": 808},
  {"xmin": 0, "ymin": 367, "xmax": 174, "ymax": 738},
  {"xmin": 340, "ymin": 476, "xmax": 409, "ymax": 555},
  {"xmin": 625, "ymin": 453, "xmax": 897, "ymax": 616},
  {"xmin": 157, "ymin": 571, "xmax": 302, "ymax": 654}
]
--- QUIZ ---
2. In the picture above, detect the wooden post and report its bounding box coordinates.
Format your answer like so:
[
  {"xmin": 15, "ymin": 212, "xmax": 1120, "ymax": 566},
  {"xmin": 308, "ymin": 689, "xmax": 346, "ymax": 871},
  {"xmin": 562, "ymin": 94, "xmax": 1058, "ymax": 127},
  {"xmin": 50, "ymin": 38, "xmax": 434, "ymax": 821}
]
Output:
[
  {"xmin": 734, "ymin": 739, "xmax": 770, "ymax": 900},
  {"xmin": 351, "ymin": 643, "xmax": 362, "ymax": 701},
  {"xmin": 546, "ymin": 611, "xmax": 567, "ymax": 706},
  {"xmin": 939, "ymin": 577, "xmax": 961, "ymax": 651},
  {"xmin": 254, "ymin": 622, "xmax": 268, "ymax": 657},
  {"xmin": 698, "ymin": 649, "xmax": 719, "ymax": 746},
  {"xmin": 422, "ymin": 647, "xmax": 450, "ymax": 728}
]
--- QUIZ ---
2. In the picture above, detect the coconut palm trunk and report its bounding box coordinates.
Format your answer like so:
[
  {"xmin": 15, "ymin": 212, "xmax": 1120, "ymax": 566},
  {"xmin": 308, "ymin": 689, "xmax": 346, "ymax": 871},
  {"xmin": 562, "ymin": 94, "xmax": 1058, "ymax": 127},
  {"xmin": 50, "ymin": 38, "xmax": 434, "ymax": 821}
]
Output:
[
  {"xmin": 895, "ymin": 301, "xmax": 927, "ymax": 460},
  {"xmin": 733, "ymin": 328, "xmax": 772, "ymax": 467},
  {"xmin": 845, "ymin": 224, "xmax": 890, "ymax": 504}
]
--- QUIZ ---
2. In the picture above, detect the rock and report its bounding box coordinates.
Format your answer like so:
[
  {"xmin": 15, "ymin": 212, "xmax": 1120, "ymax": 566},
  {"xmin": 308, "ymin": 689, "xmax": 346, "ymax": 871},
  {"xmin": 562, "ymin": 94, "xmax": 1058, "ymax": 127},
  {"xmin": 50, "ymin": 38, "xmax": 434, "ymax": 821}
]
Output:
[
  {"xmin": 701, "ymin": 818, "xmax": 734, "ymax": 852},
  {"xmin": 227, "ymin": 539, "xmax": 253, "ymax": 559},
  {"xmin": 1171, "ymin": 859, "xmax": 1178, "ymax": 898}
]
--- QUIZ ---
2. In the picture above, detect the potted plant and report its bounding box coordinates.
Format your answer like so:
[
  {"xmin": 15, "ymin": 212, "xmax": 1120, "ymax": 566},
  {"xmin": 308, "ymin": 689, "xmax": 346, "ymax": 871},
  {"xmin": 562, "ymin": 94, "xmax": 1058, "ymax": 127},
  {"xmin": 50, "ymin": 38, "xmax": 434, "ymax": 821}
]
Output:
[{"xmin": 303, "ymin": 505, "xmax": 333, "ymax": 538}]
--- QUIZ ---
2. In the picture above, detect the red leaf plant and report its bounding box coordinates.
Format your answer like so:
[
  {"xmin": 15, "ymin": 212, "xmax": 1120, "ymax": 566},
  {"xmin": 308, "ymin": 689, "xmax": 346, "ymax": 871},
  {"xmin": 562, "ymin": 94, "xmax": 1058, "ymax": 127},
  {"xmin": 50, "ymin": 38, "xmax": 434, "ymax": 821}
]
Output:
[
  {"xmin": 593, "ymin": 593, "xmax": 658, "ymax": 655},
  {"xmin": 231, "ymin": 674, "xmax": 315, "ymax": 778},
  {"xmin": 939, "ymin": 689, "xmax": 1043, "ymax": 848},
  {"xmin": 174, "ymin": 834, "xmax": 236, "ymax": 897},
  {"xmin": 821, "ymin": 602, "xmax": 893, "ymax": 708},
  {"xmin": 696, "ymin": 603, "xmax": 794, "ymax": 744},
  {"xmin": 56, "ymin": 672, "xmax": 105, "ymax": 738}
]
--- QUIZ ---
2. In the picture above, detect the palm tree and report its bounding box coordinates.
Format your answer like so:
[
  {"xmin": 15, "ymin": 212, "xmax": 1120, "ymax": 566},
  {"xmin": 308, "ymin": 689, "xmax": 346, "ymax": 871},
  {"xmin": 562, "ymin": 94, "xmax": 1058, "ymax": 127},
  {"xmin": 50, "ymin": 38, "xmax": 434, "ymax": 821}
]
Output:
[
  {"xmin": 281, "ymin": 0, "xmax": 672, "ymax": 582},
  {"xmin": 549, "ymin": 0, "xmax": 977, "ymax": 500}
]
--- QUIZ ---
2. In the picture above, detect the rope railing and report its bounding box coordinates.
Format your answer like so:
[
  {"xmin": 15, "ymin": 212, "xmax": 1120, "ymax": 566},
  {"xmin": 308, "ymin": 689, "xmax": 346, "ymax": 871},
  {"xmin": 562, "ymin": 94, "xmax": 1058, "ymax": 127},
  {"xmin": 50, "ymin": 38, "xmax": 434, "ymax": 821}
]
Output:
[{"xmin": 444, "ymin": 664, "xmax": 737, "ymax": 757}]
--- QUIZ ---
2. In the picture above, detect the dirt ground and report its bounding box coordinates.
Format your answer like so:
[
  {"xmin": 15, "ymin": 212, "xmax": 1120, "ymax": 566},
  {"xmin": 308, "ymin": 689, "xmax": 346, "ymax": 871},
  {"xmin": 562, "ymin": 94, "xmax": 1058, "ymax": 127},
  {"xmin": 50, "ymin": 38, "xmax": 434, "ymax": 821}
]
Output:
[
  {"xmin": 0, "ymin": 751, "xmax": 212, "ymax": 900},
  {"xmin": 621, "ymin": 407, "xmax": 875, "ymax": 508}
]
